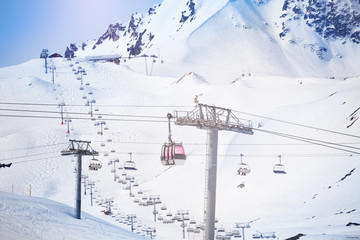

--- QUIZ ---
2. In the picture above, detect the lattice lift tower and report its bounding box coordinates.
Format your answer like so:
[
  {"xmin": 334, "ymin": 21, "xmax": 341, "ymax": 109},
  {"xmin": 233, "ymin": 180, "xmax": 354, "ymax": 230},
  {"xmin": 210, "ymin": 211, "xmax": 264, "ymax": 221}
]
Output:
[
  {"xmin": 173, "ymin": 103, "xmax": 253, "ymax": 240},
  {"xmin": 61, "ymin": 140, "xmax": 99, "ymax": 219}
]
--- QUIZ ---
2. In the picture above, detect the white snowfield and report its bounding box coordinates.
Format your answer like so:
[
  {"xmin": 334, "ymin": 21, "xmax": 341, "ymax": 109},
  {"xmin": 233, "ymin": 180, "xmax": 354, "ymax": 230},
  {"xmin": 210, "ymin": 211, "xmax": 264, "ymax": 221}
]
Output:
[
  {"xmin": 0, "ymin": 192, "xmax": 144, "ymax": 240},
  {"xmin": 0, "ymin": 0, "xmax": 360, "ymax": 239}
]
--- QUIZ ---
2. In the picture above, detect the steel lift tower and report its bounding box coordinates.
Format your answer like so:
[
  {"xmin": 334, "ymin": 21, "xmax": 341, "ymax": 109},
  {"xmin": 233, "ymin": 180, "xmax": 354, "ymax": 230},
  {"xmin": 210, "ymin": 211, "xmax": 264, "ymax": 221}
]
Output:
[
  {"xmin": 40, "ymin": 49, "xmax": 49, "ymax": 73},
  {"xmin": 61, "ymin": 140, "xmax": 99, "ymax": 219},
  {"xmin": 173, "ymin": 103, "xmax": 253, "ymax": 240}
]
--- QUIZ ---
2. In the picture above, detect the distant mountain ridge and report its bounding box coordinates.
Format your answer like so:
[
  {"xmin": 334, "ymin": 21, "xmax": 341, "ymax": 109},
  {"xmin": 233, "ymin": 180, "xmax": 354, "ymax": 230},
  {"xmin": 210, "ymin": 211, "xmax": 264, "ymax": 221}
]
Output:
[{"xmin": 66, "ymin": 0, "xmax": 360, "ymax": 79}]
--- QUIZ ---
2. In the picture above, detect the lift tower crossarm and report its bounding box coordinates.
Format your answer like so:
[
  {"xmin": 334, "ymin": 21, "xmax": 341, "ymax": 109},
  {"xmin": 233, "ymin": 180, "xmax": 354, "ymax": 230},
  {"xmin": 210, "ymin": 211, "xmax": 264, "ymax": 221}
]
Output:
[
  {"xmin": 174, "ymin": 103, "xmax": 253, "ymax": 134},
  {"xmin": 172, "ymin": 103, "xmax": 253, "ymax": 240}
]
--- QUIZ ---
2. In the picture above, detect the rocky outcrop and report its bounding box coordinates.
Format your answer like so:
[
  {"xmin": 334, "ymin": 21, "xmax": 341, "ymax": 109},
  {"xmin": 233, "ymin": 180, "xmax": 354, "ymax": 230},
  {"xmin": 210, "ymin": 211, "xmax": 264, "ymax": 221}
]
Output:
[
  {"xmin": 92, "ymin": 23, "xmax": 126, "ymax": 50},
  {"xmin": 280, "ymin": 0, "xmax": 360, "ymax": 44},
  {"xmin": 180, "ymin": 0, "xmax": 196, "ymax": 23}
]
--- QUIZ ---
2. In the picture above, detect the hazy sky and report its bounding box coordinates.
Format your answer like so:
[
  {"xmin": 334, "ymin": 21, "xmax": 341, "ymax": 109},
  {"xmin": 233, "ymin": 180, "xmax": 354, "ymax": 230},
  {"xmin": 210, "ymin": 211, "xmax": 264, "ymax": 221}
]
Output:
[{"xmin": 0, "ymin": 0, "xmax": 163, "ymax": 68}]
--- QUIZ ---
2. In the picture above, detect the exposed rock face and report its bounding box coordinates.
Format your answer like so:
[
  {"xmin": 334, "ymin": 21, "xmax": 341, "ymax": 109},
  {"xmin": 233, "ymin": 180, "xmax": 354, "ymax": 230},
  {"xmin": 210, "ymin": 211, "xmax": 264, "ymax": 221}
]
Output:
[
  {"xmin": 92, "ymin": 23, "xmax": 126, "ymax": 50},
  {"xmin": 127, "ymin": 29, "xmax": 147, "ymax": 56},
  {"xmin": 70, "ymin": 43, "xmax": 78, "ymax": 52},
  {"xmin": 81, "ymin": 42, "xmax": 87, "ymax": 51},
  {"xmin": 280, "ymin": 0, "xmax": 360, "ymax": 44},
  {"xmin": 64, "ymin": 47, "xmax": 74, "ymax": 58},
  {"xmin": 180, "ymin": 0, "xmax": 196, "ymax": 23},
  {"xmin": 124, "ymin": 14, "xmax": 142, "ymax": 38}
]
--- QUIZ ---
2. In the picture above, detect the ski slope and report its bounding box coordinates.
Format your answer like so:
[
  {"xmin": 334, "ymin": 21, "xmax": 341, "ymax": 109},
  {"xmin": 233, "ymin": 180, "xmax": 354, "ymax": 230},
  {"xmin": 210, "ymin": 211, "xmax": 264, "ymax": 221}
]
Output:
[
  {"xmin": 0, "ymin": 191, "xmax": 144, "ymax": 240},
  {"xmin": 0, "ymin": 56, "xmax": 359, "ymax": 239}
]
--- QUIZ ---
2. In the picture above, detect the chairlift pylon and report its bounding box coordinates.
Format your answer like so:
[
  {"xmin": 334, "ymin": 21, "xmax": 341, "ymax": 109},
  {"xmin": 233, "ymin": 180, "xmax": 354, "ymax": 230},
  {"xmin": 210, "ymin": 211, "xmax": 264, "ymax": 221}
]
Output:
[
  {"xmin": 273, "ymin": 155, "xmax": 286, "ymax": 174},
  {"xmin": 237, "ymin": 154, "xmax": 251, "ymax": 176},
  {"xmin": 160, "ymin": 113, "xmax": 186, "ymax": 166}
]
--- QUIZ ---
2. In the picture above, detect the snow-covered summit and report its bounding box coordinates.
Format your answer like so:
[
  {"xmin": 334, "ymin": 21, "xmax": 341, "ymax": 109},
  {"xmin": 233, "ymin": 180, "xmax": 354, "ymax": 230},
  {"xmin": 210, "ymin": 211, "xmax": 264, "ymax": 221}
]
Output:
[{"xmin": 66, "ymin": 0, "xmax": 360, "ymax": 81}]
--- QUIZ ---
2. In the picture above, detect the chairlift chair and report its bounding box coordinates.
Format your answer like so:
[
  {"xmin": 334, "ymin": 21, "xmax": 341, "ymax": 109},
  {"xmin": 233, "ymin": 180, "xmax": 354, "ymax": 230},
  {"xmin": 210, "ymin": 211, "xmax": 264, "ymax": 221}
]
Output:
[
  {"xmin": 273, "ymin": 155, "xmax": 286, "ymax": 174},
  {"xmin": 160, "ymin": 113, "xmax": 186, "ymax": 166},
  {"xmin": 124, "ymin": 152, "xmax": 137, "ymax": 170},
  {"xmin": 89, "ymin": 157, "xmax": 102, "ymax": 171},
  {"xmin": 237, "ymin": 154, "xmax": 251, "ymax": 176}
]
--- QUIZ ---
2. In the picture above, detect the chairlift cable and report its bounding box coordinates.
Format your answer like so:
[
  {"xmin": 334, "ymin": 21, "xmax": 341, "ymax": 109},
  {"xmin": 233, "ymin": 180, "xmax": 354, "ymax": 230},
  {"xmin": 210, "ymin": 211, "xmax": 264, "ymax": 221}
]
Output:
[
  {"xmin": 255, "ymin": 128, "xmax": 360, "ymax": 150},
  {"xmin": 234, "ymin": 109, "xmax": 360, "ymax": 139},
  {"xmin": 0, "ymin": 142, "xmax": 68, "ymax": 153},
  {"xmin": 1, "ymin": 150, "xmax": 355, "ymax": 165},
  {"xmin": 254, "ymin": 128, "xmax": 360, "ymax": 155},
  {"xmin": 0, "ymin": 114, "xmax": 167, "ymax": 122},
  {"xmin": 0, "ymin": 101, "xmax": 193, "ymax": 108},
  {"xmin": 0, "ymin": 108, "xmax": 167, "ymax": 119},
  {"xmin": 0, "ymin": 151, "xmax": 61, "ymax": 161}
]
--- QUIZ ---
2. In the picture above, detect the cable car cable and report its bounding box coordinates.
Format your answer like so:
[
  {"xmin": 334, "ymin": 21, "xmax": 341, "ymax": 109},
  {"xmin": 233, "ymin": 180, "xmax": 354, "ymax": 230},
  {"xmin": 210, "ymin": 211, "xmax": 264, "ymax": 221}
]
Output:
[
  {"xmin": 234, "ymin": 109, "xmax": 360, "ymax": 139},
  {"xmin": 254, "ymin": 128, "xmax": 360, "ymax": 155},
  {"xmin": 0, "ymin": 108, "xmax": 167, "ymax": 119},
  {"xmin": 0, "ymin": 142, "xmax": 69, "ymax": 153},
  {"xmin": 255, "ymin": 128, "xmax": 360, "ymax": 150},
  {"xmin": 0, "ymin": 101, "xmax": 193, "ymax": 108},
  {"xmin": 0, "ymin": 114, "xmax": 167, "ymax": 122}
]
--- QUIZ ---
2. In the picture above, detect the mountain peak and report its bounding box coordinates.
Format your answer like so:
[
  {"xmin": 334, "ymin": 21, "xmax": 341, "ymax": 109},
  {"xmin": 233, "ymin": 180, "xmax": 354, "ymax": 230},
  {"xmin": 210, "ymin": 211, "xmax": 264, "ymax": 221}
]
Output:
[{"xmin": 65, "ymin": 0, "xmax": 360, "ymax": 79}]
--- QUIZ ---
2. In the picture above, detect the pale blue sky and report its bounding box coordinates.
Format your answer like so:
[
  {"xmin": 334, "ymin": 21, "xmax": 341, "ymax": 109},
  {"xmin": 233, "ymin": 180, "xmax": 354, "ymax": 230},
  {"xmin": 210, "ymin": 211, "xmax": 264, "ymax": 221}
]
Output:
[{"xmin": 0, "ymin": 0, "xmax": 162, "ymax": 68}]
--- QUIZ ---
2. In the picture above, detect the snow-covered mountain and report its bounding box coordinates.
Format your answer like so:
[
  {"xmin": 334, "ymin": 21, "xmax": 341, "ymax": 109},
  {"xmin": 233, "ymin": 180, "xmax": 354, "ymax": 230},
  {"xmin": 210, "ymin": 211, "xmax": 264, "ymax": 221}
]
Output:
[
  {"xmin": 0, "ymin": 55, "xmax": 359, "ymax": 239},
  {"xmin": 1, "ymin": 0, "xmax": 360, "ymax": 240},
  {"xmin": 67, "ymin": 0, "xmax": 360, "ymax": 81}
]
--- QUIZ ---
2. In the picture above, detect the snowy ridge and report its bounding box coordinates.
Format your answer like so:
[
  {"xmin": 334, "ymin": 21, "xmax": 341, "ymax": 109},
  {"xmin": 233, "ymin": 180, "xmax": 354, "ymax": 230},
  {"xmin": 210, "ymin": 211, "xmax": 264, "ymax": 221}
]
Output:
[{"xmin": 67, "ymin": 0, "xmax": 360, "ymax": 81}]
